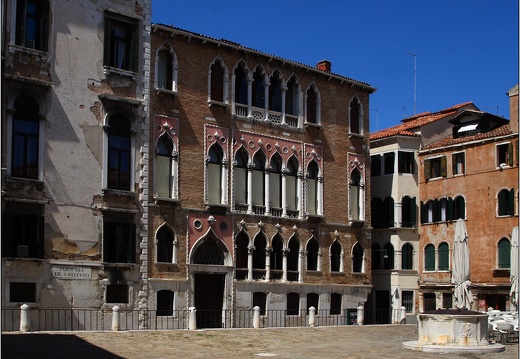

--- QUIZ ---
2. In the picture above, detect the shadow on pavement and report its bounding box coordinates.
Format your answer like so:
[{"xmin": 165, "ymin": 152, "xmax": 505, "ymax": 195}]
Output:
[{"xmin": 2, "ymin": 333, "xmax": 124, "ymax": 359}]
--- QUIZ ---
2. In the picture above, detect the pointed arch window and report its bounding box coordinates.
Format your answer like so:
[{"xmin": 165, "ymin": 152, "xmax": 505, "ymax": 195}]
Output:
[
  {"xmin": 156, "ymin": 225, "xmax": 175, "ymax": 263},
  {"xmin": 234, "ymin": 147, "xmax": 249, "ymax": 209},
  {"xmin": 210, "ymin": 59, "xmax": 226, "ymax": 103},
  {"xmin": 156, "ymin": 48, "xmax": 176, "ymax": 91},
  {"xmin": 270, "ymin": 235, "xmax": 283, "ymax": 280},
  {"xmin": 330, "ymin": 241, "xmax": 342, "ymax": 272},
  {"xmin": 156, "ymin": 135, "xmax": 176, "ymax": 198},
  {"xmin": 349, "ymin": 97, "xmax": 362, "ymax": 134},
  {"xmin": 349, "ymin": 168, "xmax": 363, "ymax": 221},
  {"xmin": 252, "ymin": 151, "xmax": 266, "ymax": 213},
  {"xmin": 253, "ymin": 233, "xmax": 267, "ymax": 280},
  {"xmin": 235, "ymin": 231, "xmax": 249, "ymax": 279},
  {"xmin": 287, "ymin": 236, "xmax": 300, "ymax": 281},
  {"xmin": 286, "ymin": 76, "xmax": 299, "ymax": 117},
  {"xmin": 352, "ymin": 243, "xmax": 364, "ymax": 273},
  {"xmin": 306, "ymin": 161, "xmax": 320, "ymax": 215},
  {"xmin": 234, "ymin": 64, "xmax": 248, "ymax": 105},
  {"xmin": 11, "ymin": 95, "xmax": 41, "ymax": 179},
  {"xmin": 207, "ymin": 144, "xmax": 224, "ymax": 204},
  {"xmin": 286, "ymin": 156, "xmax": 299, "ymax": 216},
  {"xmin": 306, "ymin": 85, "xmax": 319, "ymax": 124},
  {"xmin": 193, "ymin": 236, "xmax": 225, "ymax": 265},
  {"xmin": 269, "ymin": 153, "xmax": 283, "ymax": 215},
  {"xmin": 106, "ymin": 113, "xmax": 132, "ymax": 191},
  {"xmin": 252, "ymin": 67, "xmax": 265, "ymax": 109},
  {"xmin": 306, "ymin": 237, "xmax": 319, "ymax": 271},
  {"xmin": 268, "ymin": 71, "xmax": 283, "ymax": 113}
]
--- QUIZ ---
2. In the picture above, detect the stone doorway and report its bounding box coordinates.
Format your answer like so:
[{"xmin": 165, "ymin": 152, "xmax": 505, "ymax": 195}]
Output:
[{"xmin": 194, "ymin": 273, "xmax": 225, "ymax": 328}]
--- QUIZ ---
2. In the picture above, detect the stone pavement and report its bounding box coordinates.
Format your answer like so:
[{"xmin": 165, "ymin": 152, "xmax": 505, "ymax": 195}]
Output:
[{"xmin": 2, "ymin": 325, "xmax": 518, "ymax": 359}]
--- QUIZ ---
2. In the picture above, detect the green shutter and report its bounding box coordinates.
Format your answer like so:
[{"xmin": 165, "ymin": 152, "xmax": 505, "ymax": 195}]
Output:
[
  {"xmin": 508, "ymin": 142, "xmax": 514, "ymax": 166},
  {"xmin": 420, "ymin": 201, "xmax": 426, "ymax": 224},
  {"xmin": 508, "ymin": 188, "xmax": 515, "ymax": 216},
  {"xmin": 424, "ymin": 159, "xmax": 431, "ymax": 181},
  {"xmin": 498, "ymin": 190, "xmax": 507, "ymax": 216},
  {"xmin": 411, "ymin": 197, "xmax": 417, "ymax": 227},
  {"xmin": 516, "ymin": 140, "xmax": 519, "ymax": 166},
  {"xmin": 447, "ymin": 197, "xmax": 454, "ymax": 220},
  {"xmin": 452, "ymin": 154, "xmax": 456, "ymax": 177},
  {"xmin": 432, "ymin": 199, "xmax": 440, "ymax": 222},
  {"xmin": 441, "ymin": 156, "xmax": 447, "ymax": 177}
]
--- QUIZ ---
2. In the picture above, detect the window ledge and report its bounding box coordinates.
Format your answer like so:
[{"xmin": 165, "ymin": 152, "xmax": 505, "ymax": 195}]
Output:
[
  {"xmin": 208, "ymin": 100, "xmax": 229, "ymax": 109},
  {"xmin": 156, "ymin": 88, "xmax": 177, "ymax": 96},
  {"xmin": 306, "ymin": 213, "xmax": 325, "ymax": 222},
  {"xmin": 8, "ymin": 44, "xmax": 48, "ymax": 59},
  {"xmin": 154, "ymin": 196, "xmax": 180, "ymax": 205},
  {"xmin": 103, "ymin": 66, "xmax": 137, "ymax": 81},
  {"xmin": 348, "ymin": 133, "xmax": 367, "ymax": 139},
  {"xmin": 6, "ymin": 176, "xmax": 45, "ymax": 189},
  {"xmin": 102, "ymin": 262, "xmax": 137, "ymax": 269},
  {"xmin": 304, "ymin": 122, "xmax": 323, "ymax": 130},
  {"xmin": 102, "ymin": 188, "xmax": 136, "ymax": 199}
]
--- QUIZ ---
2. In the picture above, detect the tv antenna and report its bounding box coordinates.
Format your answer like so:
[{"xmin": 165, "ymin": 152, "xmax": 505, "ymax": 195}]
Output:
[{"xmin": 404, "ymin": 51, "xmax": 417, "ymax": 115}]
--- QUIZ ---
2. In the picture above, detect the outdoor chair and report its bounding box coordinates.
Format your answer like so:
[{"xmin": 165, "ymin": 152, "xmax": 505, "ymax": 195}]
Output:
[
  {"xmin": 496, "ymin": 322, "xmax": 515, "ymax": 344},
  {"xmin": 487, "ymin": 323, "xmax": 497, "ymax": 343}
]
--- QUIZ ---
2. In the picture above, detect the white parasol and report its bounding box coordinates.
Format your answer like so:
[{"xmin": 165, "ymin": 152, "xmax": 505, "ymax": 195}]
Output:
[
  {"xmin": 451, "ymin": 219, "xmax": 474, "ymax": 309},
  {"xmin": 510, "ymin": 227, "xmax": 519, "ymax": 308}
]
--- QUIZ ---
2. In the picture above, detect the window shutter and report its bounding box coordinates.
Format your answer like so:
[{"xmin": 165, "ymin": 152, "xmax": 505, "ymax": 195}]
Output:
[
  {"xmin": 17, "ymin": 0, "xmax": 27, "ymax": 46},
  {"xmin": 508, "ymin": 142, "xmax": 514, "ymax": 166},
  {"xmin": 424, "ymin": 159, "xmax": 431, "ymax": 181},
  {"xmin": 432, "ymin": 199, "xmax": 440, "ymax": 222},
  {"xmin": 498, "ymin": 190, "xmax": 507, "ymax": 216},
  {"xmin": 440, "ymin": 156, "xmax": 447, "ymax": 177},
  {"xmin": 458, "ymin": 198, "xmax": 465, "ymax": 219},
  {"xmin": 451, "ymin": 154, "xmax": 456, "ymax": 176},
  {"xmin": 420, "ymin": 201, "xmax": 426, "ymax": 224},
  {"xmin": 447, "ymin": 197, "xmax": 454, "ymax": 220},
  {"xmin": 516, "ymin": 140, "xmax": 519, "ymax": 166},
  {"xmin": 508, "ymin": 188, "xmax": 515, "ymax": 216},
  {"xmin": 410, "ymin": 197, "xmax": 417, "ymax": 226}
]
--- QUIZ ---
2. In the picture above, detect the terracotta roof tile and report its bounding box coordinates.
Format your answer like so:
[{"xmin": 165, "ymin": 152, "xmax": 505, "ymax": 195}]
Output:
[
  {"xmin": 421, "ymin": 124, "xmax": 513, "ymax": 150},
  {"xmin": 369, "ymin": 102, "xmax": 475, "ymax": 141}
]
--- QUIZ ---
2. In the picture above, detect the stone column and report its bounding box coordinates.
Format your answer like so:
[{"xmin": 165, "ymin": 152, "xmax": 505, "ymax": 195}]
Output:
[
  {"xmin": 19, "ymin": 304, "xmax": 30, "ymax": 332},
  {"xmin": 247, "ymin": 245, "xmax": 254, "ymax": 281}
]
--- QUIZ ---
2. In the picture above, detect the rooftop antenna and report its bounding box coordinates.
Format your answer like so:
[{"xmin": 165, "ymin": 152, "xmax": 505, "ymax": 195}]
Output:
[{"xmin": 404, "ymin": 51, "xmax": 417, "ymax": 115}]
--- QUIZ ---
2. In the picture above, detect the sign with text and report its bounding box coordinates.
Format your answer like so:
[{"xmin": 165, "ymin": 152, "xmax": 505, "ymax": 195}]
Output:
[{"xmin": 52, "ymin": 266, "xmax": 92, "ymax": 280}]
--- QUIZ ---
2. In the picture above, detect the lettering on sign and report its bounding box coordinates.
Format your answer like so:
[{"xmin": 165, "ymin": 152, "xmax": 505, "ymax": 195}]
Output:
[{"xmin": 52, "ymin": 266, "xmax": 92, "ymax": 280}]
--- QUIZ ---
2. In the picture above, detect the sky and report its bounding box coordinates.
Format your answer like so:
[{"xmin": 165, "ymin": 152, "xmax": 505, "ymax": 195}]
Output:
[{"xmin": 152, "ymin": 1, "xmax": 519, "ymax": 132}]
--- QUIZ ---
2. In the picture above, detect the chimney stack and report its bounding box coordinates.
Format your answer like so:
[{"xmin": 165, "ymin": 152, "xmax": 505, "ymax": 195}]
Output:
[
  {"xmin": 508, "ymin": 84, "xmax": 518, "ymax": 134},
  {"xmin": 316, "ymin": 60, "xmax": 331, "ymax": 73}
]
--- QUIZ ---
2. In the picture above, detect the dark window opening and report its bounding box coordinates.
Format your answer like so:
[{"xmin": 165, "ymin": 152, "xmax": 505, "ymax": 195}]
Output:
[
  {"xmin": 104, "ymin": 14, "xmax": 139, "ymax": 72},
  {"xmin": 330, "ymin": 241, "xmax": 341, "ymax": 272},
  {"xmin": 452, "ymin": 152, "xmax": 465, "ymax": 175},
  {"xmin": 2, "ymin": 204, "xmax": 44, "ymax": 259},
  {"xmin": 269, "ymin": 72, "xmax": 282, "ymax": 112},
  {"xmin": 106, "ymin": 284, "xmax": 129, "ymax": 303},
  {"xmin": 401, "ymin": 196, "xmax": 416, "ymax": 228},
  {"xmin": 498, "ymin": 188, "xmax": 515, "ymax": 216},
  {"xmin": 497, "ymin": 143, "xmax": 513, "ymax": 167},
  {"xmin": 306, "ymin": 237, "xmax": 319, "ymax": 271},
  {"xmin": 252, "ymin": 68, "xmax": 265, "ymax": 108},
  {"xmin": 330, "ymin": 293, "xmax": 342, "ymax": 315},
  {"xmin": 107, "ymin": 113, "xmax": 131, "ymax": 190},
  {"xmin": 193, "ymin": 237, "xmax": 225, "ymax": 265},
  {"xmin": 398, "ymin": 151, "xmax": 414, "ymax": 174},
  {"xmin": 371, "ymin": 155, "xmax": 381, "ymax": 176},
  {"xmin": 253, "ymin": 292, "xmax": 267, "ymax": 315},
  {"xmin": 234, "ymin": 65, "xmax": 248, "ymax": 105},
  {"xmin": 402, "ymin": 291, "xmax": 414, "ymax": 313},
  {"xmin": 383, "ymin": 152, "xmax": 394, "ymax": 174},
  {"xmin": 306, "ymin": 87, "xmax": 317, "ymax": 124},
  {"xmin": 210, "ymin": 61, "xmax": 224, "ymax": 102},
  {"xmin": 156, "ymin": 226, "xmax": 174, "ymax": 263},
  {"xmin": 12, "ymin": 95, "xmax": 40, "ymax": 179},
  {"xmin": 424, "ymin": 244, "xmax": 435, "ymax": 271},
  {"xmin": 103, "ymin": 216, "xmax": 136, "ymax": 263},
  {"xmin": 16, "ymin": 0, "xmax": 49, "ymax": 51},
  {"xmin": 10, "ymin": 282, "xmax": 36, "ymax": 303},
  {"xmin": 352, "ymin": 243, "xmax": 364, "ymax": 273},
  {"xmin": 401, "ymin": 243, "xmax": 414, "ymax": 270},
  {"xmin": 157, "ymin": 290, "xmax": 174, "ymax": 316},
  {"xmin": 307, "ymin": 293, "xmax": 319, "ymax": 314},
  {"xmin": 287, "ymin": 292, "xmax": 300, "ymax": 315},
  {"xmin": 157, "ymin": 50, "xmax": 173, "ymax": 90},
  {"xmin": 350, "ymin": 98, "xmax": 360, "ymax": 134},
  {"xmin": 285, "ymin": 77, "xmax": 299, "ymax": 116}
]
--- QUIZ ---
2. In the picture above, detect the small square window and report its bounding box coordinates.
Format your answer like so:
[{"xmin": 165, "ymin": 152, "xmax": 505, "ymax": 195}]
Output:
[
  {"xmin": 452, "ymin": 152, "xmax": 465, "ymax": 175},
  {"xmin": 106, "ymin": 284, "xmax": 129, "ymax": 303},
  {"xmin": 424, "ymin": 156, "xmax": 446, "ymax": 180},
  {"xmin": 10, "ymin": 282, "xmax": 36, "ymax": 303},
  {"xmin": 497, "ymin": 143, "xmax": 513, "ymax": 167},
  {"xmin": 398, "ymin": 152, "xmax": 415, "ymax": 174}
]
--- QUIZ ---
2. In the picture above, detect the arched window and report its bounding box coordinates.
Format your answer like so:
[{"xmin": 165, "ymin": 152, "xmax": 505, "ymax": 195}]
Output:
[
  {"xmin": 438, "ymin": 242, "xmax": 449, "ymax": 271},
  {"xmin": 268, "ymin": 71, "xmax": 282, "ymax": 113},
  {"xmin": 234, "ymin": 63, "xmax": 248, "ymax": 105},
  {"xmin": 210, "ymin": 59, "xmax": 225, "ymax": 103},
  {"xmin": 252, "ymin": 67, "xmax": 265, "ymax": 109},
  {"xmin": 207, "ymin": 144, "xmax": 224, "ymax": 204},
  {"xmin": 253, "ymin": 292, "xmax": 266, "ymax": 315},
  {"xmin": 306, "ymin": 237, "xmax": 319, "ymax": 271},
  {"xmin": 287, "ymin": 236, "xmax": 300, "ymax": 281},
  {"xmin": 11, "ymin": 95, "xmax": 40, "ymax": 179},
  {"xmin": 253, "ymin": 233, "xmax": 267, "ymax": 279},
  {"xmin": 156, "ymin": 225, "xmax": 174, "ymax": 263},
  {"xmin": 432, "ymin": 199, "xmax": 441, "ymax": 222},
  {"xmin": 157, "ymin": 49, "xmax": 174, "ymax": 91},
  {"xmin": 498, "ymin": 188, "xmax": 515, "ymax": 216},
  {"xmin": 235, "ymin": 231, "xmax": 249, "ymax": 279},
  {"xmin": 401, "ymin": 196, "xmax": 416, "ymax": 228},
  {"xmin": 107, "ymin": 113, "xmax": 132, "ymax": 190},
  {"xmin": 306, "ymin": 161, "xmax": 320, "ymax": 215},
  {"xmin": 330, "ymin": 241, "xmax": 342, "ymax": 272},
  {"xmin": 306, "ymin": 85, "xmax": 318, "ymax": 124},
  {"xmin": 156, "ymin": 135, "xmax": 175, "ymax": 198},
  {"xmin": 193, "ymin": 235, "xmax": 225, "ymax": 265},
  {"xmin": 252, "ymin": 151, "xmax": 266, "ymax": 213},
  {"xmin": 454, "ymin": 196, "xmax": 465, "ymax": 219},
  {"xmin": 270, "ymin": 234, "xmax": 283, "ymax": 280},
  {"xmin": 157, "ymin": 290, "xmax": 174, "ymax": 316},
  {"xmin": 440, "ymin": 198, "xmax": 448, "ymax": 222},
  {"xmin": 286, "ymin": 156, "xmax": 299, "ymax": 215},
  {"xmin": 287, "ymin": 292, "xmax": 300, "ymax": 315},
  {"xmin": 234, "ymin": 147, "xmax": 249, "ymax": 209},
  {"xmin": 307, "ymin": 292, "xmax": 319, "ymax": 314},
  {"xmin": 285, "ymin": 75, "xmax": 299, "ymax": 117},
  {"xmin": 269, "ymin": 153, "xmax": 283, "ymax": 215},
  {"xmin": 424, "ymin": 244, "xmax": 435, "ymax": 271},
  {"xmin": 350, "ymin": 168, "xmax": 363, "ymax": 220},
  {"xmin": 352, "ymin": 243, "xmax": 364, "ymax": 273},
  {"xmin": 383, "ymin": 243, "xmax": 394, "ymax": 270},
  {"xmin": 498, "ymin": 238, "xmax": 511, "ymax": 269},
  {"xmin": 401, "ymin": 243, "xmax": 414, "ymax": 270},
  {"xmin": 330, "ymin": 293, "xmax": 342, "ymax": 315},
  {"xmin": 371, "ymin": 243, "xmax": 381, "ymax": 270},
  {"xmin": 349, "ymin": 97, "xmax": 361, "ymax": 134}
]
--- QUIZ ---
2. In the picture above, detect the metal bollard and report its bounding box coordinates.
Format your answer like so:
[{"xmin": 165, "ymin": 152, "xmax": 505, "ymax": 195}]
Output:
[
  {"xmin": 357, "ymin": 305, "xmax": 364, "ymax": 325},
  {"xmin": 20, "ymin": 304, "xmax": 30, "ymax": 332},
  {"xmin": 400, "ymin": 306, "xmax": 407, "ymax": 324},
  {"xmin": 309, "ymin": 306, "xmax": 316, "ymax": 327},
  {"xmin": 189, "ymin": 307, "xmax": 197, "ymax": 330},
  {"xmin": 112, "ymin": 305, "xmax": 120, "ymax": 331},
  {"xmin": 253, "ymin": 306, "xmax": 260, "ymax": 328}
]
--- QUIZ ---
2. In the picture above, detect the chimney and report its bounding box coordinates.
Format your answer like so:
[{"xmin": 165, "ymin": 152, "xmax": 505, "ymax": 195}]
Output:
[
  {"xmin": 508, "ymin": 84, "xmax": 518, "ymax": 134},
  {"xmin": 316, "ymin": 60, "xmax": 331, "ymax": 73}
]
